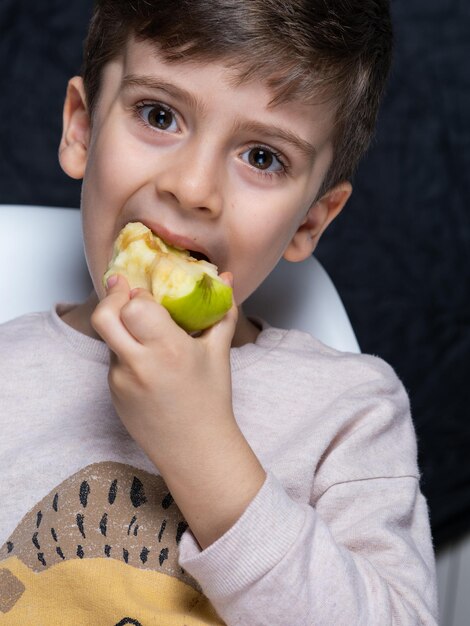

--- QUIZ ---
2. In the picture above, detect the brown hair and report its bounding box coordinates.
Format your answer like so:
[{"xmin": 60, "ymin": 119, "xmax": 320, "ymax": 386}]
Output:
[{"xmin": 81, "ymin": 0, "xmax": 393, "ymax": 196}]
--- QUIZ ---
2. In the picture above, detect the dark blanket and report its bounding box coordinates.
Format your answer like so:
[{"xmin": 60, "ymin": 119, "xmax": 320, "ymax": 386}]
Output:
[{"xmin": 0, "ymin": 1, "xmax": 468, "ymax": 550}]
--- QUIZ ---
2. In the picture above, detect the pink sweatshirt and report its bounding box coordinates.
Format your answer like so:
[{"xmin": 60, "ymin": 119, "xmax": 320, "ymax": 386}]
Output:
[{"xmin": 0, "ymin": 306, "xmax": 437, "ymax": 624}]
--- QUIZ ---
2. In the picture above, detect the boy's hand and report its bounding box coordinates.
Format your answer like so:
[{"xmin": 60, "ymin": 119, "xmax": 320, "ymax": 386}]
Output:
[
  {"xmin": 92, "ymin": 273, "xmax": 236, "ymax": 461},
  {"xmin": 91, "ymin": 274, "xmax": 266, "ymax": 549}
]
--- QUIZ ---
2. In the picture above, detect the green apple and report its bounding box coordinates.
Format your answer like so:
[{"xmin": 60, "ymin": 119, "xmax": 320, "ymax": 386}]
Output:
[{"xmin": 103, "ymin": 222, "xmax": 232, "ymax": 332}]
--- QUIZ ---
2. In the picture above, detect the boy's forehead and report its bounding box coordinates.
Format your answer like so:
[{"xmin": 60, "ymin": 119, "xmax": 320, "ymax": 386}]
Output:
[{"xmin": 118, "ymin": 37, "xmax": 280, "ymax": 106}]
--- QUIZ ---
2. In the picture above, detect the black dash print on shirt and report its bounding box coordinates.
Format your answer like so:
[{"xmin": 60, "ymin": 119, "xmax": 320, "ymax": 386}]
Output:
[
  {"xmin": 158, "ymin": 520, "xmax": 166, "ymax": 542},
  {"xmin": 123, "ymin": 548, "xmax": 129, "ymax": 563},
  {"xmin": 140, "ymin": 547, "xmax": 150, "ymax": 564},
  {"xmin": 76, "ymin": 513, "xmax": 86, "ymax": 538},
  {"xmin": 51, "ymin": 527, "xmax": 58, "ymax": 542},
  {"xmin": 99, "ymin": 512, "xmax": 108, "ymax": 537},
  {"xmin": 79, "ymin": 481, "xmax": 90, "ymax": 507},
  {"xmin": 130, "ymin": 477, "xmax": 147, "ymax": 508},
  {"xmin": 159, "ymin": 548, "xmax": 169, "ymax": 566},
  {"xmin": 104, "ymin": 545, "xmax": 111, "ymax": 557},
  {"xmin": 36, "ymin": 510, "xmax": 43, "ymax": 528},
  {"xmin": 77, "ymin": 545, "xmax": 84, "ymax": 559},
  {"xmin": 52, "ymin": 493, "xmax": 59, "ymax": 512},
  {"xmin": 37, "ymin": 553, "xmax": 46, "ymax": 567},
  {"xmin": 56, "ymin": 547, "xmax": 65, "ymax": 560},
  {"xmin": 109, "ymin": 479, "xmax": 118, "ymax": 504},
  {"xmin": 127, "ymin": 515, "xmax": 137, "ymax": 536},
  {"xmin": 162, "ymin": 493, "xmax": 173, "ymax": 509},
  {"xmin": 32, "ymin": 532, "xmax": 40, "ymax": 550},
  {"xmin": 176, "ymin": 521, "xmax": 188, "ymax": 544},
  {"xmin": 6, "ymin": 541, "xmax": 13, "ymax": 554}
]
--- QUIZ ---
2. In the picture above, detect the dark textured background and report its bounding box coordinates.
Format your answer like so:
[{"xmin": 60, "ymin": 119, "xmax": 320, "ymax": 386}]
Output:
[{"xmin": 0, "ymin": 1, "xmax": 468, "ymax": 550}]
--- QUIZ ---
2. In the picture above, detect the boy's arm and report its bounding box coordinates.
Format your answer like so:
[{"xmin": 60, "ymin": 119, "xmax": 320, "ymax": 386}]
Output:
[
  {"xmin": 180, "ymin": 472, "xmax": 437, "ymax": 625},
  {"xmin": 176, "ymin": 370, "xmax": 438, "ymax": 626},
  {"xmin": 92, "ymin": 275, "xmax": 437, "ymax": 625},
  {"xmin": 91, "ymin": 274, "xmax": 266, "ymax": 549}
]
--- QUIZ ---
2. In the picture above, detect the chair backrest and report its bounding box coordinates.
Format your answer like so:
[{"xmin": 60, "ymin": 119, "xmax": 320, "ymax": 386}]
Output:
[{"xmin": 0, "ymin": 204, "xmax": 360, "ymax": 353}]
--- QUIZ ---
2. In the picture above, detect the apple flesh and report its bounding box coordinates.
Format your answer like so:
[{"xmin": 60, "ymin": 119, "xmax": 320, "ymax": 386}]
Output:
[{"xmin": 103, "ymin": 222, "xmax": 232, "ymax": 332}]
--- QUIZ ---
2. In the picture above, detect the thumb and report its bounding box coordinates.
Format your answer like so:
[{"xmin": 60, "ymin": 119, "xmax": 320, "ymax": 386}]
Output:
[{"xmin": 203, "ymin": 272, "xmax": 238, "ymax": 349}]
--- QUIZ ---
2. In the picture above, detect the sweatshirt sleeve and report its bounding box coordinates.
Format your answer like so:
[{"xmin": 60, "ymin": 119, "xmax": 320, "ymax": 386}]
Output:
[{"xmin": 178, "ymin": 363, "xmax": 438, "ymax": 625}]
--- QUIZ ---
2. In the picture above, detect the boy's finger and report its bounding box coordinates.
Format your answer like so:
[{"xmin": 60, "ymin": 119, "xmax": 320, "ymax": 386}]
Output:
[
  {"xmin": 120, "ymin": 288, "xmax": 186, "ymax": 344},
  {"xmin": 91, "ymin": 274, "xmax": 138, "ymax": 355},
  {"xmin": 219, "ymin": 271, "xmax": 234, "ymax": 290},
  {"xmin": 201, "ymin": 272, "xmax": 237, "ymax": 350},
  {"xmin": 203, "ymin": 296, "xmax": 238, "ymax": 355},
  {"xmin": 105, "ymin": 272, "xmax": 132, "ymax": 296}
]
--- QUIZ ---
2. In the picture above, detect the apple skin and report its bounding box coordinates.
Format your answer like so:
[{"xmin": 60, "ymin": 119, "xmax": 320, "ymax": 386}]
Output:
[
  {"xmin": 103, "ymin": 222, "xmax": 233, "ymax": 332},
  {"xmin": 160, "ymin": 273, "xmax": 233, "ymax": 333}
]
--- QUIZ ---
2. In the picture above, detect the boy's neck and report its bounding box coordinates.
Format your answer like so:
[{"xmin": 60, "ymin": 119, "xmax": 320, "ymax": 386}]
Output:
[{"xmin": 59, "ymin": 292, "xmax": 260, "ymax": 347}]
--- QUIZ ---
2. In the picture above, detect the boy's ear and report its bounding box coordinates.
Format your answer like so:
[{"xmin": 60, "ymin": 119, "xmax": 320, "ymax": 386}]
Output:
[
  {"xmin": 58, "ymin": 76, "xmax": 91, "ymax": 180},
  {"xmin": 283, "ymin": 181, "xmax": 352, "ymax": 262}
]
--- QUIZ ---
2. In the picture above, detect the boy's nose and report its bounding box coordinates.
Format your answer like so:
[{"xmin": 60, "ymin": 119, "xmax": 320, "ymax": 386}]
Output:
[{"xmin": 156, "ymin": 143, "xmax": 223, "ymax": 217}]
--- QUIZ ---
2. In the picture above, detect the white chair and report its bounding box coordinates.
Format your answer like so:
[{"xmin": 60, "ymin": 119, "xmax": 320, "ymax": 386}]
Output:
[
  {"xmin": 0, "ymin": 205, "xmax": 92, "ymax": 321},
  {"xmin": 0, "ymin": 204, "xmax": 360, "ymax": 353}
]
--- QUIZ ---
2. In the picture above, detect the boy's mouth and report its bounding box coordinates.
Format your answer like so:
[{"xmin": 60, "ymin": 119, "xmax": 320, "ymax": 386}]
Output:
[
  {"xmin": 188, "ymin": 249, "xmax": 210, "ymax": 263},
  {"xmin": 132, "ymin": 219, "xmax": 212, "ymax": 265}
]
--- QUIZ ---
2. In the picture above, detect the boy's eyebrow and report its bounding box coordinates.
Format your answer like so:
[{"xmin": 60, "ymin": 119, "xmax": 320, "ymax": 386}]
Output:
[
  {"xmin": 230, "ymin": 120, "xmax": 318, "ymax": 162},
  {"xmin": 122, "ymin": 74, "xmax": 205, "ymax": 115},
  {"xmin": 122, "ymin": 74, "xmax": 317, "ymax": 161}
]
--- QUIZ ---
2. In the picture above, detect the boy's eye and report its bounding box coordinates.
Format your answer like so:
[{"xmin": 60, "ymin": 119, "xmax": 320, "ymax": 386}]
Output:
[
  {"xmin": 241, "ymin": 147, "xmax": 284, "ymax": 173},
  {"xmin": 137, "ymin": 103, "xmax": 179, "ymax": 132}
]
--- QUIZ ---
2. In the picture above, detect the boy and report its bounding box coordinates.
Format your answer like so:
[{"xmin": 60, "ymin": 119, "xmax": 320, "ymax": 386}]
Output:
[{"xmin": 0, "ymin": 0, "xmax": 438, "ymax": 624}]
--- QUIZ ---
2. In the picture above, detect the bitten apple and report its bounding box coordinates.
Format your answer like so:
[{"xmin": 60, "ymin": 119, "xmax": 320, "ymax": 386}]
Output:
[{"xmin": 103, "ymin": 222, "xmax": 233, "ymax": 332}]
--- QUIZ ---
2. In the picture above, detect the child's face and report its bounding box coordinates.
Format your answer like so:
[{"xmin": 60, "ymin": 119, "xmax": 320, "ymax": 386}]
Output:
[{"xmin": 61, "ymin": 38, "xmax": 347, "ymax": 309}]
